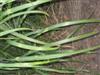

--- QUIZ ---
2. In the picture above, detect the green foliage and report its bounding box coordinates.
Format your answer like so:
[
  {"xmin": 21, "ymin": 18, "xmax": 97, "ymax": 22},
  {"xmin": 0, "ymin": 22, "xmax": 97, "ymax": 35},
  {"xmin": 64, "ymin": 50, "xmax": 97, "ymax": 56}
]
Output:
[
  {"xmin": 0, "ymin": 0, "xmax": 99, "ymax": 75},
  {"xmin": 0, "ymin": 0, "xmax": 14, "ymax": 4}
]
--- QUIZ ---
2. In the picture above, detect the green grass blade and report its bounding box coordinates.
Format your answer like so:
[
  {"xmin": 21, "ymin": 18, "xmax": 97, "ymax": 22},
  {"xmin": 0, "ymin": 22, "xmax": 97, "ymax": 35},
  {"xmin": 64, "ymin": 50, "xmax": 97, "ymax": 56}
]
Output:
[
  {"xmin": 34, "ymin": 19, "xmax": 100, "ymax": 37},
  {"xmin": 67, "ymin": 25, "xmax": 83, "ymax": 38},
  {"xmin": 0, "ymin": 10, "xmax": 48, "ymax": 25},
  {"xmin": 49, "ymin": 31, "xmax": 99, "ymax": 46},
  {"xmin": 2, "ymin": 0, "xmax": 51, "ymax": 17},
  {"xmin": 12, "ymin": 45, "xmax": 100, "ymax": 62},
  {"xmin": 0, "ymin": 28, "xmax": 31, "ymax": 37},
  {"xmin": 11, "ymin": 32, "xmax": 47, "ymax": 45},
  {"xmin": 0, "ymin": 0, "xmax": 14, "ymax": 4},
  {"xmin": 7, "ymin": 40, "xmax": 58, "ymax": 51},
  {"xmin": 0, "ymin": 60, "xmax": 53, "ymax": 68},
  {"xmin": 35, "ymin": 66, "xmax": 76, "ymax": 74}
]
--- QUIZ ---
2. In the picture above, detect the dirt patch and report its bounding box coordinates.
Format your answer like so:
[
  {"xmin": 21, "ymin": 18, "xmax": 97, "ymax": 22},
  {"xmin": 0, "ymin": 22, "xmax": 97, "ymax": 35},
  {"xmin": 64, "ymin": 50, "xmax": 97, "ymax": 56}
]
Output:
[{"xmin": 42, "ymin": 0, "xmax": 100, "ymax": 75}]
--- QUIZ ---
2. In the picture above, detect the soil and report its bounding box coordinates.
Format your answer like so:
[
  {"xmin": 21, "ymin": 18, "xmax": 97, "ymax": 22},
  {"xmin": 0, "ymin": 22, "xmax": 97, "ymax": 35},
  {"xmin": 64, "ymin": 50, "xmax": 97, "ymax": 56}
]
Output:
[{"xmin": 42, "ymin": 0, "xmax": 100, "ymax": 75}]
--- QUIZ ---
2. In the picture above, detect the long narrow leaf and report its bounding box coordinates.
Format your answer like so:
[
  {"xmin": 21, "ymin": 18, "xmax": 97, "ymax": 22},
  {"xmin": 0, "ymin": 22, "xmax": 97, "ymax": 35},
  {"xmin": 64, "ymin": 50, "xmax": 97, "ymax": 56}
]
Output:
[
  {"xmin": 35, "ymin": 66, "xmax": 76, "ymax": 74},
  {"xmin": 7, "ymin": 40, "xmax": 58, "ymax": 51},
  {"xmin": 11, "ymin": 32, "xmax": 47, "ymax": 45},
  {"xmin": 0, "ymin": 11, "xmax": 48, "ymax": 25},
  {"xmin": 0, "ymin": 60, "xmax": 53, "ymax": 68},
  {"xmin": 0, "ymin": 28, "xmax": 31, "ymax": 37},
  {"xmin": 34, "ymin": 19, "xmax": 100, "ymax": 37},
  {"xmin": 2, "ymin": 0, "xmax": 51, "ymax": 17},
  {"xmin": 49, "ymin": 31, "xmax": 99, "ymax": 46},
  {"xmin": 11, "ymin": 45, "xmax": 100, "ymax": 62}
]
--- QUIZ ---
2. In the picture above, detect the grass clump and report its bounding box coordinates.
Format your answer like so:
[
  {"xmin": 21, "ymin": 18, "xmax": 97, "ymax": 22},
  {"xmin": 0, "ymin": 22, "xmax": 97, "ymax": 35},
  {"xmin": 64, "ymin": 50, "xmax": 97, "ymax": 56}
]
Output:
[{"xmin": 0, "ymin": 0, "xmax": 100, "ymax": 75}]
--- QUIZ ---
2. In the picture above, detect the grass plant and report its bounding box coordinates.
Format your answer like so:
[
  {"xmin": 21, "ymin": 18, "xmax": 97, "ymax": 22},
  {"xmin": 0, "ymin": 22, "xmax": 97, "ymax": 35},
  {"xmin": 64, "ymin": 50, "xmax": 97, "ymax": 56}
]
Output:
[{"xmin": 0, "ymin": 0, "xmax": 100, "ymax": 74}]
